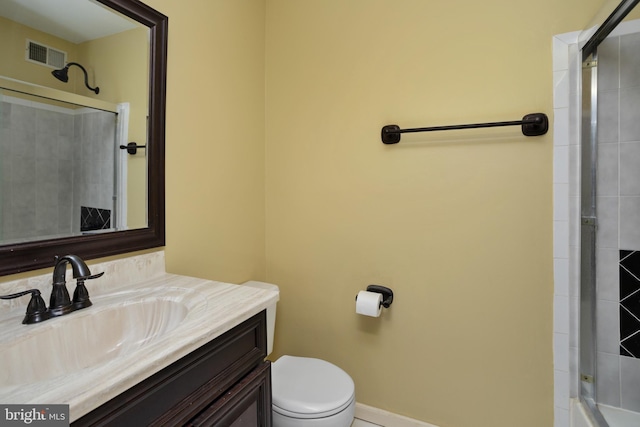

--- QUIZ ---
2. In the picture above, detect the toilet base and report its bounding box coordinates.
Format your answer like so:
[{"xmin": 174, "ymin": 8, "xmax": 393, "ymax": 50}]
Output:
[{"xmin": 272, "ymin": 396, "xmax": 355, "ymax": 427}]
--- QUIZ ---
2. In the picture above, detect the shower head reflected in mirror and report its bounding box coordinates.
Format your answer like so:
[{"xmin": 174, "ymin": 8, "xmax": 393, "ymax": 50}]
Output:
[{"xmin": 51, "ymin": 62, "xmax": 100, "ymax": 94}]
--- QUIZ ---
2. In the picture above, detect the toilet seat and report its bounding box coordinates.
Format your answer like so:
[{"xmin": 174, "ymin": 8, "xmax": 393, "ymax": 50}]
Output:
[{"xmin": 272, "ymin": 355, "xmax": 355, "ymax": 419}]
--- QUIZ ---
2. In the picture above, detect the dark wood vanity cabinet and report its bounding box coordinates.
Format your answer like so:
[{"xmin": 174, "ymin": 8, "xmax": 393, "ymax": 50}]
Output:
[{"xmin": 73, "ymin": 311, "xmax": 272, "ymax": 427}]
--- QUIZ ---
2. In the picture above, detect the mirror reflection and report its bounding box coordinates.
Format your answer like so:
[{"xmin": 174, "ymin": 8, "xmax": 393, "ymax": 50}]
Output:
[{"xmin": 0, "ymin": 0, "xmax": 149, "ymax": 245}]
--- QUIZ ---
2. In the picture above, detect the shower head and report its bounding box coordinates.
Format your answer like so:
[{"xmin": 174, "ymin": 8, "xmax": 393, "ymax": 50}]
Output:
[
  {"xmin": 51, "ymin": 67, "xmax": 69, "ymax": 83},
  {"xmin": 51, "ymin": 62, "xmax": 100, "ymax": 94}
]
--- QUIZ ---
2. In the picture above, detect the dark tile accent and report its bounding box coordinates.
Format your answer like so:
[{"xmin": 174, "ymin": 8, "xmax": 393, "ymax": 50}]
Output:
[
  {"xmin": 620, "ymin": 250, "xmax": 640, "ymax": 358},
  {"xmin": 621, "ymin": 332, "xmax": 640, "ymax": 358},
  {"xmin": 620, "ymin": 305, "xmax": 640, "ymax": 341},
  {"xmin": 621, "ymin": 249, "xmax": 634, "ymax": 260},
  {"xmin": 623, "ymin": 289, "xmax": 640, "ymax": 314},
  {"xmin": 620, "ymin": 266, "xmax": 640, "ymax": 300},
  {"xmin": 80, "ymin": 206, "xmax": 111, "ymax": 232}
]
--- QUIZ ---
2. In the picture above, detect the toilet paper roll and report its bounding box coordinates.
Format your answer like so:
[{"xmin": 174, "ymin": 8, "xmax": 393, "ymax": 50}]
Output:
[{"xmin": 356, "ymin": 290, "xmax": 383, "ymax": 317}]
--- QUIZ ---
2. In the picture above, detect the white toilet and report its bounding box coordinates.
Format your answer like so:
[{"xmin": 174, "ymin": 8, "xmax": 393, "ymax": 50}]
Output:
[{"xmin": 243, "ymin": 281, "xmax": 356, "ymax": 427}]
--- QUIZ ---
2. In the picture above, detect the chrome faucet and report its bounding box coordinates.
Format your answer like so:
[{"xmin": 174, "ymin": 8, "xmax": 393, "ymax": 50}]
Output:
[{"xmin": 0, "ymin": 254, "xmax": 104, "ymax": 324}]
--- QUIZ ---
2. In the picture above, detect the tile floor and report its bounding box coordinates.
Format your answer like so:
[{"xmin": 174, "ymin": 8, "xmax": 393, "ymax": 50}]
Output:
[{"xmin": 352, "ymin": 419, "xmax": 382, "ymax": 427}]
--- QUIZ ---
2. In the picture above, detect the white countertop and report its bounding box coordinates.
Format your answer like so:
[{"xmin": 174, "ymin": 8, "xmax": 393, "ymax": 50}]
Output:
[{"xmin": 0, "ymin": 252, "xmax": 278, "ymax": 422}]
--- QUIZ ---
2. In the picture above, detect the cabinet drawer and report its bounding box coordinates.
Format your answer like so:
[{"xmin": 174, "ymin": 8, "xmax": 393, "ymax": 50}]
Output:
[
  {"xmin": 188, "ymin": 360, "xmax": 271, "ymax": 427},
  {"xmin": 74, "ymin": 310, "xmax": 267, "ymax": 427}
]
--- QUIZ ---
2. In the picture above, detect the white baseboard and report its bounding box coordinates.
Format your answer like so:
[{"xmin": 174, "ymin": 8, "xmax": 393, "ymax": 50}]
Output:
[{"xmin": 355, "ymin": 403, "xmax": 439, "ymax": 427}]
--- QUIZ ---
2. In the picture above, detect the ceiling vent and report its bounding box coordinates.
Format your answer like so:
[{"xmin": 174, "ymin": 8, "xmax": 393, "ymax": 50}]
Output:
[{"xmin": 25, "ymin": 40, "xmax": 66, "ymax": 69}]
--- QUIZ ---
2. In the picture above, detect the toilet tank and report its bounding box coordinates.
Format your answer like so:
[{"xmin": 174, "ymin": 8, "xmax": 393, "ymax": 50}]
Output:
[{"xmin": 241, "ymin": 281, "xmax": 278, "ymax": 356}]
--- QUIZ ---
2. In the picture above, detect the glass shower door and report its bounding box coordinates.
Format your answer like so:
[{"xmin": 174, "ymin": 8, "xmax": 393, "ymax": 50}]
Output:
[{"xmin": 579, "ymin": 7, "xmax": 640, "ymax": 425}]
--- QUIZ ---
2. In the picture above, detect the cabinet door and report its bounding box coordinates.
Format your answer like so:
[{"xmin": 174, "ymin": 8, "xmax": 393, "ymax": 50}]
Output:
[
  {"xmin": 189, "ymin": 361, "xmax": 272, "ymax": 427},
  {"xmin": 74, "ymin": 311, "xmax": 267, "ymax": 427}
]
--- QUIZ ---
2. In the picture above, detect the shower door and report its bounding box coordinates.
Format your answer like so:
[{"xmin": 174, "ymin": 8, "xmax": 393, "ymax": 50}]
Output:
[
  {"xmin": 579, "ymin": 2, "xmax": 640, "ymax": 425},
  {"xmin": 0, "ymin": 89, "xmax": 121, "ymax": 243}
]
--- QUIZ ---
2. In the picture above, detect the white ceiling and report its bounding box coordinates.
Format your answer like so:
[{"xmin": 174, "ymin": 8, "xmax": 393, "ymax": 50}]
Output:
[{"xmin": 0, "ymin": 0, "xmax": 139, "ymax": 44}]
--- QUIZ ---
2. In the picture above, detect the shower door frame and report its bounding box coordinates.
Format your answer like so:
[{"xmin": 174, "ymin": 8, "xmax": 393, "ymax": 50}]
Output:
[
  {"xmin": 579, "ymin": 47, "xmax": 606, "ymax": 425},
  {"xmin": 578, "ymin": 0, "xmax": 640, "ymax": 425}
]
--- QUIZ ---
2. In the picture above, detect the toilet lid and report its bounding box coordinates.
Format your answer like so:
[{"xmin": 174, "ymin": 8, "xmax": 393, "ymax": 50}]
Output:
[{"xmin": 272, "ymin": 355, "xmax": 355, "ymax": 418}]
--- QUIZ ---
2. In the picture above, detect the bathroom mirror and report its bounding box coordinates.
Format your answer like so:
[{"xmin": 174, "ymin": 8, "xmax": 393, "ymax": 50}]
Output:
[{"xmin": 0, "ymin": 0, "xmax": 166, "ymax": 276}]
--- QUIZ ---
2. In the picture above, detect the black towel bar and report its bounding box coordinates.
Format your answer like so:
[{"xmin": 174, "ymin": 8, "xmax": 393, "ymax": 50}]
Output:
[
  {"xmin": 380, "ymin": 112, "xmax": 548, "ymax": 144},
  {"xmin": 119, "ymin": 142, "xmax": 147, "ymax": 155}
]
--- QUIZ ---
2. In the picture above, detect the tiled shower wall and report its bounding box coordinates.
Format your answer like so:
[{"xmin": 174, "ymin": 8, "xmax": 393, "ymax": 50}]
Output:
[
  {"xmin": 71, "ymin": 105, "xmax": 116, "ymax": 233},
  {"xmin": 0, "ymin": 95, "xmax": 115, "ymax": 243},
  {"xmin": 593, "ymin": 31, "xmax": 640, "ymax": 412}
]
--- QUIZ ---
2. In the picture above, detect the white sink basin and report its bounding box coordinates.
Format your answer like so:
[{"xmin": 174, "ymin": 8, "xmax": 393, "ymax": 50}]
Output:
[
  {"xmin": 0, "ymin": 261, "xmax": 279, "ymax": 423},
  {"xmin": 0, "ymin": 295, "xmax": 188, "ymax": 386}
]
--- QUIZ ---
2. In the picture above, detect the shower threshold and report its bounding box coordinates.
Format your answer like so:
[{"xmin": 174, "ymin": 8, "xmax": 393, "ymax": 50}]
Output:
[{"xmin": 598, "ymin": 404, "xmax": 640, "ymax": 427}]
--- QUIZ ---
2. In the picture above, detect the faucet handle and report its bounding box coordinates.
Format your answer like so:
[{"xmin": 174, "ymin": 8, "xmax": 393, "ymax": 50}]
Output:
[
  {"xmin": 0, "ymin": 289, "xmax": 50, "ymax": 324},
  {"xmin": 72, "ymin": 272, "xmax": 103, "ymax": 310},
  {"xmin": 72, "ymin": 279, "xmax": 92, "ymax": 310},
  {"xmin": 79, "ymin": 272, "xmax": 105, "ymax": 281}
]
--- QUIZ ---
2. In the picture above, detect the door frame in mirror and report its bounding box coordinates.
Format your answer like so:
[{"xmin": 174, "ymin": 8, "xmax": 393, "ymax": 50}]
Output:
[{"xmin": 0, "ymin": 0, "xmax": 167, "ymax": 276}]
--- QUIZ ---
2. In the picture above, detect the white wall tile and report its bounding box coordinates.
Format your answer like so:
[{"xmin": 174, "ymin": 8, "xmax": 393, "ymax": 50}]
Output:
[
  {"xmin": 555, "ymin": 369, "xmax": 570, "ymax": 410},
  {"xmin": 554, "ymin": 71, "xmax": 570, "ymax": 109},
  {"xmin": 620, "ymin": 32, "xmax": 640, "ymax": 89},
  {"xmin": 620, "ymin": 197, "xmax": 640, "ymax": 249},
  {"xmin": 597, "ymin": 37, "xmax": 620, "ymax": 92},
  {"xmin": 568, "ymin": 145, "xmax": 580, "ymax": 196},
  {"xmin": 620, "ymin": 142, "xmax": 640, "ymax": 196},
  {"xmin": 554, "ymin": 31, "xmax": 580, "ymax": 47},
  {"xmin": 596, "ymin": 196, "xmax": 619, "ymax": 249},
  {"xmin": 597, "ymin": 91, "xmax": 620, "ymax": 143},
  {"xmin": 621, "ymin": 356, "xmax": 640, "ymax": 412},
  {"xmin": 555, "ymin": 295, "xmax": 570, "ymax": 334},
  {"xmin": 555, "ymin": 258, "xmax": 570, "ymax": 297},
  {"xmin": 620, "ymin": 88, "xmax": 640, "ymax": 142},
  {"xmin": 555, "ymin": 407, "xmax": 570, "ymax": 427},
  {"xmin": 554, "ymin": 146, "xmax": 570, "ymax": 184},
  {"xmin": 596, "ymin": 143, "xmax": 619, "ymax": 196},
  {"xmin": 596, "ymin": 248, "xmax": 620, "ymax": 302},
  {"xmin": 555, "ymin": 183, "xmax": 570, "ymax": 222},
  {"xmin": 554, "ymin": 220, "xmax": 570, "ymax": 260},
  {"xmin": 555, "ymin": 332, "xmax": 570, "ymax": 372},
  {"xmin": 596, "ymin": 352, "xmax": 621, "ymax": 407},
  {"xmin": 553, "ymin": 32, "xmax": 580, "ymax": 426},
  {"xmin": 596, "ymin": 299, "xmax": 620, "ymax": 354},
  {"xmin": 553, "ymin": 36, "xmax": 571, "ymax": 71},
  {"xmin": 554, "ymin": 108, "xmax": 570, "ymax": 146}
]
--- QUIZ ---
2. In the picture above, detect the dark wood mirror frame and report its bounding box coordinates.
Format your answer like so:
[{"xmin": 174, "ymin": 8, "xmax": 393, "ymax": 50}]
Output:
[{"xmin": 0, "ymin": 0, "xmax": 167, "ymax": 276}]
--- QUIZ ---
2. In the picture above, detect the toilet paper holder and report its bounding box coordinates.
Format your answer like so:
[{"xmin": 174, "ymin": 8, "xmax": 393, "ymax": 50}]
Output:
[{"xmin": 360, "ymin": 285, "xmax": 394, "ymax": 308}]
